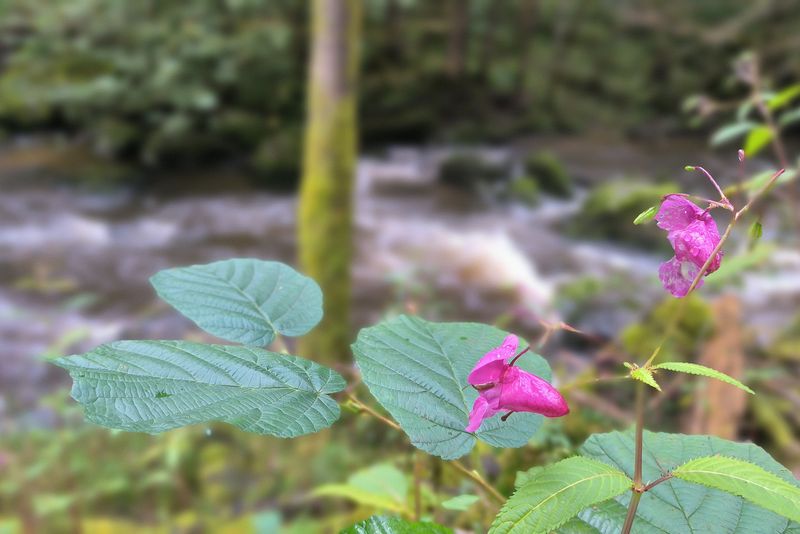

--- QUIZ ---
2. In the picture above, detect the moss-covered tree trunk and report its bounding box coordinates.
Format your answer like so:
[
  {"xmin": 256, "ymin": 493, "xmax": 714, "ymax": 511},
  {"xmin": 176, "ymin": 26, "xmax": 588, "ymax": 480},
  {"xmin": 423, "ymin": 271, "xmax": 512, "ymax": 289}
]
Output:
[{"xmin": 297, "ymin": 0, "xmax": 361, "ymax": 363}]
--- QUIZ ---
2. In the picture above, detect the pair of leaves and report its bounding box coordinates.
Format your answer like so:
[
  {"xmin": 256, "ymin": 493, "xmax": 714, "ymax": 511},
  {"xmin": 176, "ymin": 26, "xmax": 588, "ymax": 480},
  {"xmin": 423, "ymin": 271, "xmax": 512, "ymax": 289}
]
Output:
[
  {"xmin": 568, "ymin": 430, "xmax": 800, "ymax": 533},
  {"xmin": 352, "ymin": 315, "xmax": 553, "ymax": 459},
  {"xmin": 54, "ymin": 259, "xmax": 346, "ymax": 438},
  {"xmin": 628, "ymin": 361, "xmax": 753, "ymax": 395},
  {"xmin": 709, "ymin": 121, "xmax": 773, "ymax": 157}
]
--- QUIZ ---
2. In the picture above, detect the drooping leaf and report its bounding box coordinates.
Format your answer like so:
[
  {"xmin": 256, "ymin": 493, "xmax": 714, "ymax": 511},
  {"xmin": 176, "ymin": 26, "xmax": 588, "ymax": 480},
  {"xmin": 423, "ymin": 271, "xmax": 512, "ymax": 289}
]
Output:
[
  {"xmin": 743, "ymin": 126, "xmax": 774, "ymax": 157},
  {"xmin": 710, "ymin": 122, "xmax": 756, "ymax": 146},
  {"xmin": 673, "ymin": 456, "xmax": 800, "ymax": 523},
  {"xmin": 340, "ymin": 515, "xmax": 452, "ymax": 534},
  {"xmin": 574, "ymin": 430, "xmax": 800, "ymax": 533},
  {"xmin": 150, "ymin": 259, "xmax": 323, "ymax": 346},
  {"xmin": 352, "ymin": 315, "xmax": 552, "ymax": 459},
  {"xmin": 490, "ymin": 457, "xmax": 632, "ymax": 534},
  {"xmin": 749, "ymin": 220, "xmax": 763, "ymax": 240},
  {"xmin": 441, "ymin": 494, "xmax": 479, "ymax": 511},
  {"xmin": 53, "ymin": 340, "xmax": 345, "ymax": 437},
  {"xmin": 633, "ymin": 206, "xmax": 658, "ymax": 225},
  {"xmin": 653, "ymin": 362, "xmax": 754, "ymax": 394},
  {"xmin": 312, "ymin": 463, "xmax": 410, "ymax": 514}
]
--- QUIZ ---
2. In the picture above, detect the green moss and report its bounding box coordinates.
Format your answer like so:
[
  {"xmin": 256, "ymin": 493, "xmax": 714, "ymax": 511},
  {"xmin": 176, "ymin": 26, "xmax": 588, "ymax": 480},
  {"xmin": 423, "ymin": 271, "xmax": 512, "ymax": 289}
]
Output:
[
  {"xmin": 620, "ymin": 295, "xmax": 714, "ymax": 361},
  {"xmin": 509, "ymin": 175, "xmax": 540, "ymax": 205},
  {"xmin": 569, "ymin": 179, "xmax": 676, "ymax": 250},
  {"xmin": 524, "ymin": 151, "xmax": 573, "ymax": 197}
]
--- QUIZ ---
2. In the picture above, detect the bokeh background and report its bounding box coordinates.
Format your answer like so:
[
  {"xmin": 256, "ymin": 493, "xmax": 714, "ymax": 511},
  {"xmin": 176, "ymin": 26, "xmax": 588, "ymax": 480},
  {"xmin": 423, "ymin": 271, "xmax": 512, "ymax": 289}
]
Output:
[{"xmin": 1, "ymin": 0, "xmax": 799, "ymax": 532}]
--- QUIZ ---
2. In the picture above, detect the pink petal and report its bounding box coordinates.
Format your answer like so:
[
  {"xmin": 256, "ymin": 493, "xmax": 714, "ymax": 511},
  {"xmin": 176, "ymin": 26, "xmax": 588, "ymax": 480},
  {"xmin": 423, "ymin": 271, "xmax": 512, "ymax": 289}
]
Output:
[
  {"xmin": 658, "ymin": 257, "xmax": 703, "ymax": 298},
  {"xmin": 655, "ymin": 195, "xmax": 705, "ymax": 233},
  {"xmin": 465, "ymin": 395, "xmax": 499, "ymax": 432},
  {"xmin": 467, "ymin": 334, "xmax": 518, "ymax": 386},
  {"xmin": 497, "ymin": 367, "xmax": 569, "ymax": 418},
  {"xmin": 669, "ymin": 219, "xmax": 722, "ymax": 274}
]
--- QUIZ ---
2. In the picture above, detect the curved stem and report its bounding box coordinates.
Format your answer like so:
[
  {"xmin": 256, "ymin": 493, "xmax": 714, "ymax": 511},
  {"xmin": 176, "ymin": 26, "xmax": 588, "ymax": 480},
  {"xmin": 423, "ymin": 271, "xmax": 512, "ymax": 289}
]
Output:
[{"xmin": 450, "ymin": 460, "xmax": 505, "ymax": 504}]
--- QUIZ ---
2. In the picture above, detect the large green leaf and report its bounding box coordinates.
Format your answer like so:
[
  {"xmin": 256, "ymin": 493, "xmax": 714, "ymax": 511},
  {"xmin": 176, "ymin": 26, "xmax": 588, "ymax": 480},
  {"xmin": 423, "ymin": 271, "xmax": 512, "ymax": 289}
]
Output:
[
  {"xmin": 570, "ymin": 430, "xmax": 800, "ymax": 533},
  {"xmin": 352, "ymin": 315, "xmax": 552, "ymax": 459},
  {"xmin": 150, "ymin": 259, "xmax": 323, "ymax": 346},
  {"xmin": 490, "ymin": 457, "xmax": 632, "ymax": 534},
  {"xmin": 53, "ymin": 340, "xmax": 344, "ymax": 437},
  {"xmin": 312, "ymin": 463, "xmax": 410, "ymax": 514},
  {"xmin": 673, "ymin": 456, "xmax": 800, "ymax": 523},
  {"xmin": 653, "ymin": 362, "xmax": 754, "ymax": 394},
  {"xmin": 340, "ymin": 515, "xmax": 452, "ymax": 534}
]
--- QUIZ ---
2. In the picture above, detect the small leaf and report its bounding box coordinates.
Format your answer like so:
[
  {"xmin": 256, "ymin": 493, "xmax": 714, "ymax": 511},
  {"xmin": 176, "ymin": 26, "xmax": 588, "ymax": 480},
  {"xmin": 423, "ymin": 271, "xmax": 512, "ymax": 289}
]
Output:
[
  {"xmin": 673, "ymin": 456, "xmax": 800, "ymax": 523},
  {"xmin": 150, "ymin": 259, "xmax": 323, "ymax": 346},
  {"xmin": 630, "ymin": 366, "xmax": 661, "ymax": 391},
  {"xmin": 779, "ymin": 108, "xmax": 800, "ymax": 127},
  {"xmin": 767, "ymin": 84, "xmax": 800, "ymax": 111},
  {"xmin": 710, "ymin": 122, "xmax": 756, "ymax": 147},
  {"xmin": 441, "ymin": 494, "xmax": 479, "ymax": 511},
  {"xmin": 749, "ymin": 220, "xmax": 763, "ymax": 240},
  {"xmin": 653, "ymin": 362, "xmax": 754, "ymax": 394},
  {"xmin": 53, "ymin": 340, "xmax": 345, "ymax": 437},
  {"xmin": 341, "ymin": 515, "xmax": 453, "ymax": 534},
  {"xmin": 633, "ymin": 206, "xmax": 658, "ymax": 225},
  {"xmin": 489, "ymin": 457, "xmax": 632, "ymax": 534},
  {"xmin": 743, "ymin": 126, "xmax": 774, "ymax": 157}
]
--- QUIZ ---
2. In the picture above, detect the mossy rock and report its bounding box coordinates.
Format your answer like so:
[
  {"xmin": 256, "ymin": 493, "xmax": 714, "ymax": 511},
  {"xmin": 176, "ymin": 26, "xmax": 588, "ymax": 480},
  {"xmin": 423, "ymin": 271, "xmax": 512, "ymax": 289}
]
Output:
[
  {"xmin": 524, "ymin": 151, "xmax": 573, "ymax": 197},
  {"xmin": 620, "ymin": 295, "xmax": 714, "ymax": 361},
  {"xmin": 250, "ymin": 129, "xmax": 302, "ymax": 190},
  {"xmin": 509, "ymin": 175, "xmax": 540, "ymax": 205},
  {"xmin": 437, "ymin": 154, "xmax": 509, "ymax": 190},
  {"xmin": 569, "ymin": 179, "xmax": 676, "ymax": 250}
]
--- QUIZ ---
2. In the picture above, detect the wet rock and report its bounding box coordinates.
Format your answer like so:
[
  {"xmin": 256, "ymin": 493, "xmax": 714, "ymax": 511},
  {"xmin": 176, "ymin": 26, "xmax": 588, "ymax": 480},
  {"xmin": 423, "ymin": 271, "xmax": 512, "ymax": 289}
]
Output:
[{"xmin": 524, "ymin": 151, "xmax": 573, "ymax": 198}]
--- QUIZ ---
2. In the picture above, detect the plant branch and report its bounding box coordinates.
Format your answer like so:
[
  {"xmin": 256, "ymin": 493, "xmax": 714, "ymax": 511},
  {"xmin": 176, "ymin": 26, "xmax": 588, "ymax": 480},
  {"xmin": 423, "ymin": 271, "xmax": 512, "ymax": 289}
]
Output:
[
  {"xmin": 449, "ymin": 460, "xmax": 505, "ymax": 504},
  {"xmin": 643, "ymin": 472, "xmax": 674, "ymax": 491},
  {"xmin": 622, "ymin": 381, "xmax": 646, "ymax": 534}
]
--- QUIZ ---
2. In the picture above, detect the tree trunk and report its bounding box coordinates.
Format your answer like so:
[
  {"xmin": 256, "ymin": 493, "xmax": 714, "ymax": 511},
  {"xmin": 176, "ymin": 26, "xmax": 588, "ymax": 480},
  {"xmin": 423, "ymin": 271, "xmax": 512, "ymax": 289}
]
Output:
[{"xmin": 297, "ymin": 0, "xmax": 361, "ymax": 363}]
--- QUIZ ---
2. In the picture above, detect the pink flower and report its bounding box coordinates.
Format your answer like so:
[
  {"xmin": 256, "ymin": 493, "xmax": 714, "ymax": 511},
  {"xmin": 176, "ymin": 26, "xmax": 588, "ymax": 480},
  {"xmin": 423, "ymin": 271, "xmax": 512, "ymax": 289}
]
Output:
[
  {"xmin": 465, "ymin": 334, "xmax": 569, "ymax": 433},
  {"xmin": 655, "ymin": 194, "xmax": 722, "ymax": 298}
]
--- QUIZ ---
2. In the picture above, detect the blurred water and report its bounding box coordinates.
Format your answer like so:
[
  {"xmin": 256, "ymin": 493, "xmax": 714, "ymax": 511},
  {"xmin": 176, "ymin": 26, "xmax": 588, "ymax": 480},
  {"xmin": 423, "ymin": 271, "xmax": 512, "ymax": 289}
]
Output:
[{"xmin": 1, "ymin": 139, "xmax": 797, "ymax": 426}]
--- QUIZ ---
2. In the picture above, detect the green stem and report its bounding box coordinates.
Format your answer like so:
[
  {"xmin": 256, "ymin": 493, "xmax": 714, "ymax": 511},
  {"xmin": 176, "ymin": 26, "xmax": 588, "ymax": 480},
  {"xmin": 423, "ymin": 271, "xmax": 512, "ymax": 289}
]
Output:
[{"xmin": 622, "ymin": 381, "xmax": 646, "ymax": 534}]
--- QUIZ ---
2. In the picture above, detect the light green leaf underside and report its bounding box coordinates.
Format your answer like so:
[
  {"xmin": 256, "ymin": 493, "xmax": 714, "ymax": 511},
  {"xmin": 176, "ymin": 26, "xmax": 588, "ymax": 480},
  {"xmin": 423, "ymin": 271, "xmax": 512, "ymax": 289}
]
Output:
[
  {"xmin": 571, "ymin": 430, "xmax": 800, "ymax": 533},
  {"xmin": 340, "ymin": 515, "xmax": 452, "ymax": 534},
  {"xmin": 490, "ymin": 456, "xmax": 631, "ymax": 534},
  {"xmin": 54, "ymin": 340, "xmax": 345, "ymax": 437},
  {"xmin": 673, "ymin": 456, "xmax": 800, "ymax": 523},
  {"xmin": 653, "ymin": 362, "xmax": 754, "ymax": 394},
  {"xmin": 352, "ymin": 315, "xmax": 552, "ymax": 460},
  {"xmin": 150, "ymin": 259, "xmax": 323, "ymax": 346},
  {"xmin": 441, "ymin": 494, "xmax": 479, "ymax": 511},
  {"xmin": 313, "ymin": 463, "xmax": 410, "ymax": 514},
  {"xmin": 710, "ymin": 122, "xmax": 756, "ymax": 146}
]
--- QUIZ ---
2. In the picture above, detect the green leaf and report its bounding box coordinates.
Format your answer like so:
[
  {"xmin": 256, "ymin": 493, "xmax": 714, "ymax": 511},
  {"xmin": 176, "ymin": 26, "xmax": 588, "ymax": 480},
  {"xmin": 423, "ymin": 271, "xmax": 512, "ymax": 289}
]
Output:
[
  {"xmin": 767, "ymin": 84, "xmax": 800, "ymax": 111},
  {"xmin": 489, "ymin": 457, "xmax": 632, "ymax": 534},
  {"xmin": 313, "ymin": 463, "xmax": 410, "ymax": 514},
  {"xmin": 673, "ymin": 456, "xmax": 800, "ymax": 523},
  {"xmin": 743, "ymin": 126, "xmax": 774, "ymax": 157},
  {"xmin": 53, "ymin": 340, "xmax": 345, "ymax": 437},
  {"xmin": 441, "ymin": 494, "xmax": 479, "ymax": 511},
  {"xmin": 340, "ymin": 515, "xmax": 452, "ymax": 534},
  {"xmin": 629, "ymin": 367, "xmax": 661, "ymax": 391},
  {"xmin": 749, "ymin": 220, "xmax": 763, "ymax": 240},
  {"xmin": 779, "ymin": 108, "xmax": 800, "ymax": 127},
  {"xmin": 653, "ymin": 362, "xmax": 754, "ymax": 394},
  {"xmin": 710, "ymin": 122, "xmax": 756, "ymax": 147},
  {"xmin": 575, "ymin": 430, "xmax": 800, "ymax": 533},
  {"xmin": 352, "ymin": 315, "xmax": 552, "ymax": 459},
  {"xmin": 150, "ymin": 259, "xmax": 322, "ymax": 346},
  {"xmin": 633, "ymin": 206, "xmax": 658, "ymax": 225}
]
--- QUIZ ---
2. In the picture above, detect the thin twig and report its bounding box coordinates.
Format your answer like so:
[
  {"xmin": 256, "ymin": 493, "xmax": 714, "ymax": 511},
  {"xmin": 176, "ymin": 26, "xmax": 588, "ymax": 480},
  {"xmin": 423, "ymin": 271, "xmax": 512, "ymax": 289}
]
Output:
[{"xmin": 449, "ymin": 460, "xmax": 505, "ymax": 504}]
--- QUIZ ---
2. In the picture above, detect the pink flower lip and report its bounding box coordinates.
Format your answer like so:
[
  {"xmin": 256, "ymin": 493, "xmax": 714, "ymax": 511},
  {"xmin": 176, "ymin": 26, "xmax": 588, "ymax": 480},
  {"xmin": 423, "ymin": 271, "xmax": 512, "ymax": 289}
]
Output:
[
  {"xmin": 655, "ymin": 194, "xmax": 722, "ymax": 297},
  {"xmin": 465, "ymin": 335, "xmax": 569, "ymax": 433}
]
